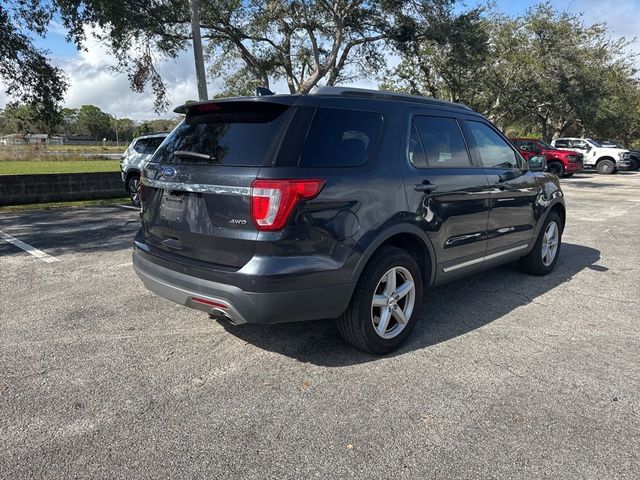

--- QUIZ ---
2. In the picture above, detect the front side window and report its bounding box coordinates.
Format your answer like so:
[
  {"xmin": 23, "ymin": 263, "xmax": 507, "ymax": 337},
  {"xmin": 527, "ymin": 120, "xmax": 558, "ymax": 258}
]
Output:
[
  {"xmin": 411, "ymin": 116, "xmax": 471, "ymax": 168},
  {"xmin": 467, "ymin": 121, "xmax": 519, "ymax": 169},
  {"xmin": 299, "ymin": 108, "xmax": 382, "ymax": 167}
]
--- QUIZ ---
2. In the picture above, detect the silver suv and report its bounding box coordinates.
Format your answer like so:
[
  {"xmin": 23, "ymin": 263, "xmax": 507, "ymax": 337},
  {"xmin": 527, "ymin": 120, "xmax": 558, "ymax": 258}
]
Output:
[{"xmin": 120, "ymin": 133, "xmax": 168, "ymax": 204}]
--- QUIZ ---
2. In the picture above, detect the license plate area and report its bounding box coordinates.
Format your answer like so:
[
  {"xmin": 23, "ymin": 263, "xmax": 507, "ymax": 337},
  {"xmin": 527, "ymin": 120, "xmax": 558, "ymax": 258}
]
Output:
[{"xmin": 159, "ymin": 191, "xmax": 187, "ymax": 223}]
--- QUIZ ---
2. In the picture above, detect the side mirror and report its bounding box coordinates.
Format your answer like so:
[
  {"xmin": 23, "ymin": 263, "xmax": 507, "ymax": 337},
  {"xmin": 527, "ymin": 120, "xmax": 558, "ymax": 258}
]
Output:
[{"xmin": 528, "ymin": 155, "xmax": 547, "ymax": 172}]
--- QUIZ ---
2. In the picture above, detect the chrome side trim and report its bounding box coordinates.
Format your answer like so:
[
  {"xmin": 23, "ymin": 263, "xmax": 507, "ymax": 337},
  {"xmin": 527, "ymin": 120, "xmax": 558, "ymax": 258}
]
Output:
[
  {"xmin": 443, "ymin": 244, "xmax": 528, "ymax": 273},
  {"xmin": 141, "ymin": 177, "xmax": 250, "ymax": 196}
]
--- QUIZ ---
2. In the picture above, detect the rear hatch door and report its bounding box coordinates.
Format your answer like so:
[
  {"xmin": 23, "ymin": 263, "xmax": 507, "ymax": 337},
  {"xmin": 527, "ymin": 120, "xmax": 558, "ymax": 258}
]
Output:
[{"xmin": 140, "ymin": 100, "xmax": 293, "ymax": 269}]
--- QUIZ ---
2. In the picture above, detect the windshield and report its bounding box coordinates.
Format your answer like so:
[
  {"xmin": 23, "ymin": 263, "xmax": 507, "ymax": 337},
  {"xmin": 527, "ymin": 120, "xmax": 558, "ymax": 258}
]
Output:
[{"xmin": 537, "ymin": 140, "xmax": 554, "ymax": 149}]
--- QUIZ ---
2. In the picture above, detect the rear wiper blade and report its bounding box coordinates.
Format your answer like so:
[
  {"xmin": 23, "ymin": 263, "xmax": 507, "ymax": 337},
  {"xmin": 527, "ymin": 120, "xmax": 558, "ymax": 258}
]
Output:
[{"xmin": 173, "ymin": 150, "xmax": 216, "ymax": 161}]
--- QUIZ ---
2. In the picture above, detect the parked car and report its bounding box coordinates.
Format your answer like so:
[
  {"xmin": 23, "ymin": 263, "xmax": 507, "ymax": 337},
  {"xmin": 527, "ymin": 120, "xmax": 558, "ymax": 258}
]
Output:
[
  {"xmin": 598, "ymin": 141, "xmax": 640, "ymax": 171},
  {"xmin": 120, "ymin": 133, "xmax": 169, "ymax": 205},
  {"xmin": 551, "ymin": 137, "xmax": 631, "ymax": 174},
  {"xmin": 132, "ymin": 87, "xmax": 565, "ymax": 354},
  {"xmin": 510, "ymin": 138, "xmax": 583, "ymax": 177}
]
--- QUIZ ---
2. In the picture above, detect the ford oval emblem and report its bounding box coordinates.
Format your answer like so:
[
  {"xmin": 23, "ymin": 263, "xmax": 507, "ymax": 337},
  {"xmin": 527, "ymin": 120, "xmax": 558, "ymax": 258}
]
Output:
[{"xmin": 160, "ymin": 166, "xmax": 177, "ymax": 178}]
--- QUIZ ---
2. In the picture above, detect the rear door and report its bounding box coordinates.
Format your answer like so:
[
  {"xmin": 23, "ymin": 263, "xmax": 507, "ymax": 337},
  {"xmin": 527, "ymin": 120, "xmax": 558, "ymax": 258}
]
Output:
[
  {"xmin": 403, "ymin": 113, "xmax": 491, "ymax": 274},
  {"xmin": 140, "ymin": 101, "xmax": 291, "ymax": 269},
  {"xmin": 567, "ymin": 139, "xmax": 593, "ymax": 165},
  {"xmin": 463, "ymin": 120, "xmax": 540, "ymax": 255}
]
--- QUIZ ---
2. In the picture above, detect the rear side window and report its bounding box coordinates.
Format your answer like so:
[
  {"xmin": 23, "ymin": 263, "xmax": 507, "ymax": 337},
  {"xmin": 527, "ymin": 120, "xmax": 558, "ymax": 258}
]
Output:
[
  {"xmin": 518, "ymin": 141, "xmax": 536, "ymax": 152},
  {"xmin": 467, "ymin": 121, "xmax": 519, "ymax": 169},
  {"xmin": 298, "ymin": 108, "xmax": 382, "ymax": 167},
  {"xmin": 133, "ymin": 137, "xmax": 165, "ymax": 154},
  {"xmin": 554, "ymin": 139, "xmax": 569, "ymax": 148},
  {"xmin": 411, "ymin": 116, "xmax": 471, "ymax": 168},
  {"xmin": 153, "ymin": 102, "xmax": 288, "ymax": 166}
]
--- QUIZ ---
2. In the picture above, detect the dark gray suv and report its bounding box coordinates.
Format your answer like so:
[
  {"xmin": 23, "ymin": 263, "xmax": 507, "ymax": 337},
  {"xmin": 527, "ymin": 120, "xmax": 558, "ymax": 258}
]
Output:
[{"xmin": 133, "ymin": 87, "xmax": 565, "ymax": 353}]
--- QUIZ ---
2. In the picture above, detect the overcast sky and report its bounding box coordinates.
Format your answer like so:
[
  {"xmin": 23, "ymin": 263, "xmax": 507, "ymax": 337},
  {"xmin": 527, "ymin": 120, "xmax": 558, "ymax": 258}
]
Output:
[{"xmin": 2, "ymin": 0, "xmax": 639, "ymax": 121}]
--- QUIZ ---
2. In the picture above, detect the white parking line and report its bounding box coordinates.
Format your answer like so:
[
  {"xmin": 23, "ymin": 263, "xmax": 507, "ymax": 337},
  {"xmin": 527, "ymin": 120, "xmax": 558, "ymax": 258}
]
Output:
[
  {"xmin": 116, "ymin": 205, "xmax": 140, "ymax": 211},
  {"xmin": 0, "ymin": 231, "xmax": 60, "ymax": 263}
]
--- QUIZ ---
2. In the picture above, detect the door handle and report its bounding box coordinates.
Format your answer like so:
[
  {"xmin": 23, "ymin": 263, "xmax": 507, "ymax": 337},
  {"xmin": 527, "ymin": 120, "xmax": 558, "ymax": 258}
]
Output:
[{"xmin": 414, "ymin": 182, "xmax": 438, "ymax": 193}]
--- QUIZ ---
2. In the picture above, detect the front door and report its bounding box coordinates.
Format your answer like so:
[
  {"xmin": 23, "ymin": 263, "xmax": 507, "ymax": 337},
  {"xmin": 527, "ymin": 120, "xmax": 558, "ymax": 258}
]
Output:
[
  {"xmin": 403, "ymin": 114, "xmax": 491, "ymax": 275},
  {"xmin": 463, "ymin": 120, "xmax": 541, "ymax": 257}
]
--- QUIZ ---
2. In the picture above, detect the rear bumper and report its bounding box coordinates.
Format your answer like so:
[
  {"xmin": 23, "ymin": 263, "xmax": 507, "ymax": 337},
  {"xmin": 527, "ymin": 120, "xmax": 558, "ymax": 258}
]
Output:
[{"xmin": 132, "ymin": 248, "xmax": 354, "ymax": 324}]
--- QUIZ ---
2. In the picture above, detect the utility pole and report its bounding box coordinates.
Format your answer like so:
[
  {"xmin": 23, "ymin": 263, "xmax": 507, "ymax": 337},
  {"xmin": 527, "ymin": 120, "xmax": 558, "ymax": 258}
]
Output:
[
  {"xmin": 189, "ymin": 0, "xmax": 208, "ymax": 101},
  {"xmin": 114, "ymin": 117, "xmax": 119, "ymax": 147}
]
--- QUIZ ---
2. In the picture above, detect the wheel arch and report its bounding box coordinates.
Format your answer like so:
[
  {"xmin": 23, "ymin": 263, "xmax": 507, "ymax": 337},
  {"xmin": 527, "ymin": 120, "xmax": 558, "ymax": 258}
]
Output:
[
  {"xmin": 596, "ymin": 156, "xmax": 615, "ymax": 164},
  {"xmin": 351, "ymin": 225, "xmax": 436, "ymax": 288},
  {"xmin": 124, "ymin": 169, "xmax": 141, "ymax": 189},
  {"xmin": 549, "ymin": 202, "xmax": 566, "ymax": 229}
]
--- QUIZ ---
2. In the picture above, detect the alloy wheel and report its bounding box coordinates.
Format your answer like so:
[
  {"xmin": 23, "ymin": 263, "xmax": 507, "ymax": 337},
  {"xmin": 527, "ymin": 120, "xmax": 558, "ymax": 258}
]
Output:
[
  {"xmin": 541, "ymin": 221, "xmax": 559, "ymax": 266},
  {"xmin": 129, "ymin": 177, "xmax": 141, "ymax": 205},
  {"xmin": 371, "ymin": 266, "xmax": 416, "ymax": 339}
]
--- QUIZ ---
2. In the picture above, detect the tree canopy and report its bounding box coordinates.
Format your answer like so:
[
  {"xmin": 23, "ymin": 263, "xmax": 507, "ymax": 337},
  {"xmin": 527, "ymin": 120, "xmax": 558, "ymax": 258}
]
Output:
[
  {"xmin": 382, "ymin": 3, "xmax": 640, "ymax": 142},
  {"xmin": 3, "ymin": 1, "xmax": 640, "ymax": 144},
  {"xmin": 0, "ymin": 103, "xmax": 179, "ymax": 140}
]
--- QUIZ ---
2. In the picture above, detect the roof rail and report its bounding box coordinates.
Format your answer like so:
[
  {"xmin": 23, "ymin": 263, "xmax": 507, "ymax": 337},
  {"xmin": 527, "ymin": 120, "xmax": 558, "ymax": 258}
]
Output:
[
  {"xmin": 140, "ymin": 131, "xmax": 172, "ymax": 136},
  {"xmin": 311, "ymin": 86, "xmax": 472, "ymax": 111}
]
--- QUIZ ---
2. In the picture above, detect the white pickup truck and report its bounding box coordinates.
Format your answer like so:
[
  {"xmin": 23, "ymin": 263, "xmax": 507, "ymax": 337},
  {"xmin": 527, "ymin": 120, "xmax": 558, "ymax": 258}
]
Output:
[{"xmin": 551, "ymin": 138, "xmax": 631, "ymax": 174}]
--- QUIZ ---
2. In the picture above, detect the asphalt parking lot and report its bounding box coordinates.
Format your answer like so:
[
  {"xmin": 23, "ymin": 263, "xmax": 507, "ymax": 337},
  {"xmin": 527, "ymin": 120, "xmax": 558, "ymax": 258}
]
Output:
[{"xmin": 1, "ymin": 172, "xmax": 639, "ymax": 479}]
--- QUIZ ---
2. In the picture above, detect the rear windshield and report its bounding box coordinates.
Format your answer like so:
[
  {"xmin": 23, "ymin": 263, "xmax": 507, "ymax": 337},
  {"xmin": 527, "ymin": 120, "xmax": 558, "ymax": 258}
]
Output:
[{"xmin": 151, "ymin": 102, "xmax": 288, "ymax": 166}]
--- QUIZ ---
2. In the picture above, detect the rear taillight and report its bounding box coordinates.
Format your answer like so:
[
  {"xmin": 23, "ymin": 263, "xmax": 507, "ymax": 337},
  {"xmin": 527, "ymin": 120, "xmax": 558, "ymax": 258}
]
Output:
[{"xmin": 250, "ymin": 179, "xmax": 325, "ymax": 231}]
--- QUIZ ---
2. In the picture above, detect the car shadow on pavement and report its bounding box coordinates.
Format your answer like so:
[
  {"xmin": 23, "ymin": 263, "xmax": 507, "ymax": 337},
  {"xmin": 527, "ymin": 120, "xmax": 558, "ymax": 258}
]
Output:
[
  {"xmin": 0, "ymin": 206, "xmax": 140, "ymax": 256},
  {"xmin": 220, "ymin": 242, "xmax": 603, "ymax": 367}
]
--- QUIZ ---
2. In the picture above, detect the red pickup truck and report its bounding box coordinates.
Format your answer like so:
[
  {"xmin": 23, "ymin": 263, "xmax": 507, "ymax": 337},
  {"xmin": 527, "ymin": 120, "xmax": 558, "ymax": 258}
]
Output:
[{"xmin": 510, "ymin": 138, "xmax": 584, "ymax": 177}]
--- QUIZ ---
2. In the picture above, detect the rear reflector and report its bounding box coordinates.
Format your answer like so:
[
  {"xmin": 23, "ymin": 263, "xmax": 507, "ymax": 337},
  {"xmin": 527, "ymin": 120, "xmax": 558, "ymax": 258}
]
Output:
[
  {"xmin": 250, "ymin": 179, "xmax": 325, "ymax": 231},
  {"xmin": 192, "ymin": 297, "xmax": 228, "ymax": 309}
]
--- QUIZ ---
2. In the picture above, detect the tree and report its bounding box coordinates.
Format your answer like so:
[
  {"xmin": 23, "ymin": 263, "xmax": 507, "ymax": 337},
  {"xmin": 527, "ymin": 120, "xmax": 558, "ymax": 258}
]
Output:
[
  {"xmin": 382, "ymin": 2, "xmax": 640, "ymax": 143},
  {"xmin": 381, "ymin": 3, "xmax": 489, "ymax": 104},
  {"xmin": 72, "ymin": 0, "xmax": 451, "ymax": 104},
  {"xmin": 0, "ymin": 1, "xmax": 88, "ymax": 129},
  {"xmin": 0, "ymin": 102, "xmax": 51, "ymax": 133},
  {"xmin": 75, "ymin": 105, "xmax": 114, "ymax": 140}
]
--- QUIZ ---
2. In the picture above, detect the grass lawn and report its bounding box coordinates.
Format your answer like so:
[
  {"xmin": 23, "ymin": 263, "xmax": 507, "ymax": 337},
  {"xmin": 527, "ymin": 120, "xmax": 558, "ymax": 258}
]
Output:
[
  {"xmin": 0, "ymin": 160, "xmax": 120, "ymax": 175},
  {"xmin": 46, "ymin": 145, "xmax": 125, "ymax": 153}
]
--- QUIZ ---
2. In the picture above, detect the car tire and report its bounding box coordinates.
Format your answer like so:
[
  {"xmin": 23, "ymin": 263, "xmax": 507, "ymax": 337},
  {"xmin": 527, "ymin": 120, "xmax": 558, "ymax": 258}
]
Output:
[
  {"xmin": 337, "ymin": 246, "xmax": 423, "ymax": 354},
  {"xmin": 519, "ymin": 211, "xmax": 563, "ymax": 276},
  {"xmin": 127, "ymin": 174, "xmax": 141, "ymax": 206},
  {"xmin": 547, "ymin": 161, "xmax": 564, "ymax": 177},
  {"xmin": 596, "ymin": 159, "xmax": 615, "ymax": 174}
]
